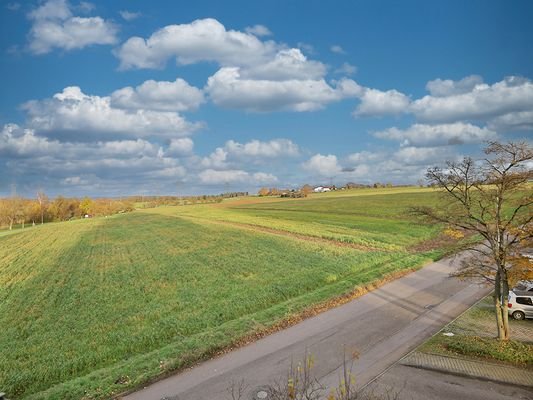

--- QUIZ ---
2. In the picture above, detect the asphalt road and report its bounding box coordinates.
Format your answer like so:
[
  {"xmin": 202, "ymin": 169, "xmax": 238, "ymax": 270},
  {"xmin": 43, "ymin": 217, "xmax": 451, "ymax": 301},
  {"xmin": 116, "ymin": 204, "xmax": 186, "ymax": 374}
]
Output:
[{"xmin": 123, "ymin": 254, "xmax": 491, "ymax": 400}]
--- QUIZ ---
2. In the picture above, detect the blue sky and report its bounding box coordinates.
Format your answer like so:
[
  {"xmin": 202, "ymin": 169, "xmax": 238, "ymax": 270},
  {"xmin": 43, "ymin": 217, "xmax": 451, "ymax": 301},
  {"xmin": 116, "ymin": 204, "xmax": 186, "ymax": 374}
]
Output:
[{"xmin": 1, "ymin": 0, "xmax": 532, "ymax": 197}]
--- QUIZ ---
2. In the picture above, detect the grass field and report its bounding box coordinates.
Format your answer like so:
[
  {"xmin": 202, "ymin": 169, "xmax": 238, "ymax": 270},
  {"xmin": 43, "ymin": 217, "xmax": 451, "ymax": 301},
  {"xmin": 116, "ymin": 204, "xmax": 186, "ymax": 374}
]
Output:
[
  {"xmin": 1, "ymin": 188, "xmax": 452, "ymax": 399},
  {"xmin": 420, "ymin": 296, "xmax": 533, "ymax": 367}
]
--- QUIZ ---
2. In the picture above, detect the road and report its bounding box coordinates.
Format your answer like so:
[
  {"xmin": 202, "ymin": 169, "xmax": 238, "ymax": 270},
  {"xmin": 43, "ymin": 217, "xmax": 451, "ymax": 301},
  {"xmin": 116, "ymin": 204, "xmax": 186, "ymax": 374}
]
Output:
[
  {"xmin": 123, "ymin": 254, "xmax": 491, "ymax": 400},
  {"xmin": 363, "ymin": 363, "xmax": 533, "ymax": 400}
]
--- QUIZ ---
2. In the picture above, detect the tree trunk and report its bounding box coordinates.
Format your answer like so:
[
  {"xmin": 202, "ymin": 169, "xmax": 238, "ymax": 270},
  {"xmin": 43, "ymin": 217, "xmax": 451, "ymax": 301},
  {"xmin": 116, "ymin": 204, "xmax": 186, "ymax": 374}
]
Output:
[
  {"xmin": 501, "ymin": 270, "xmax": 510, "ymax": 340},
  {"xmin": 494, "ymin": 270, "xmax": 510, "ymax": 340}
]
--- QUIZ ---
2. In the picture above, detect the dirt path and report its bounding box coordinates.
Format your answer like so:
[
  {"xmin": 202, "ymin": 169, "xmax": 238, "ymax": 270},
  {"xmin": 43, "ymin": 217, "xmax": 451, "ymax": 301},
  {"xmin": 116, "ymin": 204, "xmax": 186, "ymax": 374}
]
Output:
[{"xmin": 179, "ymin": 214, "xmax": 385, "ymax": 252}]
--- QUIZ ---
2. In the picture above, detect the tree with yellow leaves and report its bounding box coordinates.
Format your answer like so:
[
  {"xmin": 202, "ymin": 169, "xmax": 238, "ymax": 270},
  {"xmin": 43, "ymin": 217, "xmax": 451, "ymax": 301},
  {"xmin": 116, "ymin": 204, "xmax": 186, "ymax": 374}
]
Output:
[{"xmin": 413, "ymin": 141, "xmax": 532, "ymax": 341}]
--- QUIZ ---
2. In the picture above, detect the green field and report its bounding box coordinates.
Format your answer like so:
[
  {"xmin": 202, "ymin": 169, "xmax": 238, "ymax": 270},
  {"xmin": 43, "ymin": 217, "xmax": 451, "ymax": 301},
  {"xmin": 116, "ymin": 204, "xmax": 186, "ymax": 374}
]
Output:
[{"xmin": 1, "ymin": 188, "xmax": 449, "ymax": 399}]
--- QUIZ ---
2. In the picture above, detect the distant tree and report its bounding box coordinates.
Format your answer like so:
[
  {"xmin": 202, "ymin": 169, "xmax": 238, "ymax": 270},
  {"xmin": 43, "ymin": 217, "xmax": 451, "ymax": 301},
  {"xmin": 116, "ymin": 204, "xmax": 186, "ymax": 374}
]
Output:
[
  {"xmin": 258, "ymin": 187, "xmax": 270, "ymax": 196},
  {"xmin": 49, "ymin": 196, "xmax": 80, "ymax": 221},
  {"xmin": 0, "ymin": 199, "xmax": 8, "ymax": 229},
  {"xmin": 15, "ymin": 197, "xmax": 30, "ymax": 228},
  {"xmin": 80, "ymin": 197, "xmax": 94, "ymax": 216},
  {"xmin": 36, "ymin": 190, "xmax": 48, "ymax": 225},
  {"xmin": 4, "ymin": 197, "xmax": 20, "ymax": 230},
  {"xmin": 412, "ymin": 141, "xmax": 532, "ymax": 340},
  {"xmin": 301, "ymin": 184, "xmax": 313, "ymax": 195},
  {"xmin": 28, "ymin": 200, "xmax": 41, "ymax": 226}
]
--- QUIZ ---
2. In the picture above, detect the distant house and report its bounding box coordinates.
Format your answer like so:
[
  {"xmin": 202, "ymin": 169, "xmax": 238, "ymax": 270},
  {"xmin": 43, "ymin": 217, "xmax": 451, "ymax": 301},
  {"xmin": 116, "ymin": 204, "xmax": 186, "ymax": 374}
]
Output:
[{"xmin": 313, "ymin": 186, "xmax": 331, "ymax": 193}]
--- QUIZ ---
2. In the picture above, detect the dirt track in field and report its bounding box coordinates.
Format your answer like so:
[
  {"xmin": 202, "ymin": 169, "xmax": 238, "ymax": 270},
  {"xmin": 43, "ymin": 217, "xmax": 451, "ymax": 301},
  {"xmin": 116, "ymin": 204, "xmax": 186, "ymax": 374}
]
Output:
[{"xmin": 179, "ymin": 215, "xmax": 385, "ymax": 252}]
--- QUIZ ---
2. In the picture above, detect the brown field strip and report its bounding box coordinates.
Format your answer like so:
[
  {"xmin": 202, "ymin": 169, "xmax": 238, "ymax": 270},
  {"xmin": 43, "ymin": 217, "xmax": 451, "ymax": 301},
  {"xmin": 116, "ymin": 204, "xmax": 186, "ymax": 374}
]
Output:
[{"xmin": 175, "ymin": 214, "xmax": 386, "ymax": 252}]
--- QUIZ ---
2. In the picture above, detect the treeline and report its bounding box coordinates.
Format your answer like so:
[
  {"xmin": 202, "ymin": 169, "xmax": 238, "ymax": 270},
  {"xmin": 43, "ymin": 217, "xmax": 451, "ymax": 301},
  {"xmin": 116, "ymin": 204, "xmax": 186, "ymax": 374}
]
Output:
[
  {"xmin": 0, "ymin": 191, "xmax": 250, "ymax": 230},
  {"xmin": 0, "ymin": 194, "xmax": 135, "ymax": 230},
  {"xmin": 258, "ymin": 182, "xmax": 418, "ymax": 196},
  {"xmin": 134, "ymin": 192, "xmax": 249, "ymax": 208}
]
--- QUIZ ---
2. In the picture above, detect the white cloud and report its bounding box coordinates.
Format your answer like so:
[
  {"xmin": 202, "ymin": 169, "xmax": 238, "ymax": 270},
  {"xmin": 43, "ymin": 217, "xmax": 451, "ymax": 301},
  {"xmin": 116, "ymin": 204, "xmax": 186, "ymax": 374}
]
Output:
[
  {"xmin": 23, "ymin": 86, "xmax": 202, "ymax": 139},
  {"xmin": 302, "ymin": 154, "xmax": 342, "ymax": 177},
  {"xmin": 330, "ymin": 45, "xmax": 346, "ymax": 54},
  {"xmin": 0, "ymin": 123, "xmax": 62, "ymax": 156},
  {"xmin": 119, "ymin": 10, "xmax": 141, "ymax": 21},
  {"xmin": 411, "ymin": 76, "xmax": 533, "ymax": 124},
  {"xmin": 224, "ymin": 139, "xmax": 300, "ymax": 158},
  {"xmin": 0, "ymin": 124, "xmax": 164, "ymax": 159},
  {"xmin": 297, "ymin": 42, "xmax": 315, "ymax": 55},
  {"xmin": 110, "ymin": 78, "xmax": 204, "ymax": 112},
  {"xmin": 27, "ymin": 0, "xmax": 118, "ymax": 54},
  {"xmin": 335, "ymin": 62, "xmax": 357, "ymax": 75},
  {"xmin": 374, "ymin": 122, "xmax": 498, "ymax": 147},
  {"xmin": 240, "ymin": 48, "xmax": 326, "ymax": 81},
  {"xmin": 78, "ymin": 2, "xmax": 94, "ymax": 13},
  {"xmin": 353, "ymin": 88, "xmax": 410, "ymax": 117},
  {"xmin": 63, "ymin": 176, "xmax": 87, "ymax": 185},
  {"xmin": 425, "ymin": 75, "xmax": 483, "ymax": 97},
  {"xmin": 115, "ymin": 18, "xmax": 279, "ymax": 70},
  {"xmin": 201, "ymin": 138, "xmax": 299, "ymax": 169},
  {"xmin": 206, "ymin": 67, "xmax": 361, "ymax": 112},
  {"xmin": 346, "ymin": 151, "xmax": 383, "ymax": 164},
  {"xmin": 488, "ymin": 111, "xmax": 533, "ymax": 132},
  {"xmin": 201, "ymin": 147, "xmax": 228, "ymax": 169},
  {"xmin": 393, "ymin": 146, "xmax": 455, "ymax": 165},
  {"xmin": 167, "ymin": 138, "xmax": 194, "ymax": 156},
  {"xmin": 198, "ymin": 169, "xmax": 277, "ymax": 185},
  {"xmin": 245, "ymin": 24, "xmax": 272, "ymax": 37}
]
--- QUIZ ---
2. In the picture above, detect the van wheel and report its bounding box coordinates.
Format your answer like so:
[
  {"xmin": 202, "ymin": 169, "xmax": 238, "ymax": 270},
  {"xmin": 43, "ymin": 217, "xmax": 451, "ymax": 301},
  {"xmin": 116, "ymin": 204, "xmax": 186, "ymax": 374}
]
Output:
[{"xmin": 512, "ymin": 311, "xmax": 525, "ymax": 320}]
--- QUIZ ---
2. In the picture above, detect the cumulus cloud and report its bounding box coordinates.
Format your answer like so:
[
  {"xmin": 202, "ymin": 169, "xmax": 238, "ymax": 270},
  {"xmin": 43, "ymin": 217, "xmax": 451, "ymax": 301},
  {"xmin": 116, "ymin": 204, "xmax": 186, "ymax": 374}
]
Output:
[
  {"xmin": 167, "ymin": 138, "xmax": 194, "ymax": 156},
  {"xmin": 1, "ymin": 123, "xmax": 192, "ymax": 195},
  {"xmin": 393, "ymin": 146, "xmax": 456, "ymax": 165},
  {"xmin": 198, "ymin": 169, "xmax": 277, "ymax": 185},
  {"xmin": 346, "ymin": 151, "xmax": 384, "ymax": 164},
  {"xmin": 335, "ymin": 62, "xmax": 357, "ymax": 75},
  {"xmin": 201, "ymin": 147, "xmax": 228, "ymax": 169},
  {"xmin": 0, "ymin": 123, "xmax": 62, "ymax": 156},
  {"xmin": 115, "ymin": 18, "xmax": 368, "ymax": 114},
  {"xmin": 27, "ymin": 0, "xmax": 118, "ymax": 54},
  {"xmin": 240, "ymin": 48, "xmax": 326, "ymax": 81},
  {"xmin": 488, "ymin": 111, "xmax": 533, "ymax": 132},
  {"xmin": 23, "ymin": 86, "xmax": 201, "ymax": 140},
  {"xmin": 374, "ymin": 122, "xmax": 497, "ymax": 147},
  {"xmin": 201, "ymin": 138, "xmax": 299, "ymax": 168},
  {"xmin": 115, "ymin": 18, "xmax": 279, "ymax": 70},
  {"xmin": 0, "ymin": 122, "xmax": 196, "ymax": 195},
  {"xmin": 353, "ymin": 88, "xmax": 411, "ymax": 117},
  {"xmin": 411, "ymin": 76, "xmax": 533, "ymax": 124},
  {"xmin": 302, "ymin": 154, "xmax": 342, "ymax": 177},
  {"xmin": 0, "ymin": 123, "xmax": 165, "ymax": 159},
  {"xmin": 119, "ymin": 10, "xmax": 140, "ymax": 21},
  {"xmin": 224, "ymin": 138, "xmax": 299, "ymax": 158},
  {"xmin": 425, "ymin": 75, "xmax": 484, "ymax": 97},
  {"xmin": 206, "ymin": 67, "xmax": 361, "ymax": 112},
  {"xmin": 245, "ymin": 24, "xmax": 272, "ymax": 37},
  {"xmin": 110, "ymin": 78, "xmax": 204, "ymax": 112}
]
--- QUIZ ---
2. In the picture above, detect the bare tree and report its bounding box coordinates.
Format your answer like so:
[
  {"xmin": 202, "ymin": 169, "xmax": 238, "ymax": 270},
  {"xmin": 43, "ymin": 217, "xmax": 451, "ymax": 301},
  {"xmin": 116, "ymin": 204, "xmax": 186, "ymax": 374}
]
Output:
[
  {"xmin": 37, "ymin": 190, "xmax": 48, "ymax": 225},
  {"xmin": 412, "ymin": 141, "xmax": 532, "ymax": 340}
]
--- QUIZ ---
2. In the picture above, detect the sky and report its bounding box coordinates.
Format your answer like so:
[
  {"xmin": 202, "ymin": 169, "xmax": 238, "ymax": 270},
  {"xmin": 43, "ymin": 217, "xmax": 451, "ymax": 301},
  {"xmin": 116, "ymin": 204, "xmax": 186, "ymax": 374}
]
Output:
[{"xmin": 0, "ymin": 0, "xmax": 532, "ymax": 197}]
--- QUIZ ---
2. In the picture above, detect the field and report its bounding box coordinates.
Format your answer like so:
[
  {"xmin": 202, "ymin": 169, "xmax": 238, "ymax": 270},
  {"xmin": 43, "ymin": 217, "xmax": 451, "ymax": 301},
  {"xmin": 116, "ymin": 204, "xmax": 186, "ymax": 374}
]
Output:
[{"xmin": 1, "ymin": 188, "xmax": 452, "ymax": 399}]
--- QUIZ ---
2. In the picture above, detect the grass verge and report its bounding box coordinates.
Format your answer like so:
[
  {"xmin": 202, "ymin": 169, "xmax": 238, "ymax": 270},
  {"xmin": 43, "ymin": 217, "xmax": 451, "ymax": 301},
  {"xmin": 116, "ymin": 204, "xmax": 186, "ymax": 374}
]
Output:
[{"xmin": 419, "ymin": 296, "xmax": 533, "ymax": 368}]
